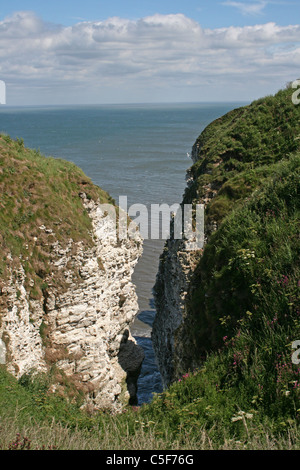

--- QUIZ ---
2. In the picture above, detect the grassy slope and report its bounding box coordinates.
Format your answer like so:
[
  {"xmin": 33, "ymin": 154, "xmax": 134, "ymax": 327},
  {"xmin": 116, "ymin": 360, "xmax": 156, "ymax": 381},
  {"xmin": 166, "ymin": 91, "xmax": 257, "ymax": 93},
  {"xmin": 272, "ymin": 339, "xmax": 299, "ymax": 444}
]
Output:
[
  {"xmin": 184, "ymin": 87, "xmax": 300, "ymax": 230},
  {"xmin": 0, "ymin": 87, "xmax": 300, "ymax": 449},
  {"xmin": 144, "ymin": 154, "xmax": 300, "ymax": 441},
  {"xmin": 178, "ymin": 87, "xmax": 300, "ymax": 361},
  {"xmin": 0, "ymin": 134, "xmax": 114, "ymax": 302},
  {"xmin": 142, "ymin": 87, "xmax": 300, "ymax": 442}
]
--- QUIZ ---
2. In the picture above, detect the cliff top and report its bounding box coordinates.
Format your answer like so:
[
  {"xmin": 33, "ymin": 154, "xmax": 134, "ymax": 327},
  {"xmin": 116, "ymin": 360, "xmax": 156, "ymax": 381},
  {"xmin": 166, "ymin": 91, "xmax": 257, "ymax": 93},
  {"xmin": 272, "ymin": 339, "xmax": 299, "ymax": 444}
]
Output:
[
  {"xmin": 184, "ymin": 86, "xmax": 300, "ymax": 230},
  {"xmin": 0, "ymin": 134, "xmax": 114, "ymax": 299}
]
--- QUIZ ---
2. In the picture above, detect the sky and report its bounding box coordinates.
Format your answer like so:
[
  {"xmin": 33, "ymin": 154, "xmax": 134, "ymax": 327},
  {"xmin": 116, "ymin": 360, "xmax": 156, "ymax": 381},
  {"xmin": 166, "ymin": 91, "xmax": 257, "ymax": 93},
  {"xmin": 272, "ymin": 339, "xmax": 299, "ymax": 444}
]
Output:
[{"xmin": 0, "ymin": 0, "xmax": 299, "ymax": 105}]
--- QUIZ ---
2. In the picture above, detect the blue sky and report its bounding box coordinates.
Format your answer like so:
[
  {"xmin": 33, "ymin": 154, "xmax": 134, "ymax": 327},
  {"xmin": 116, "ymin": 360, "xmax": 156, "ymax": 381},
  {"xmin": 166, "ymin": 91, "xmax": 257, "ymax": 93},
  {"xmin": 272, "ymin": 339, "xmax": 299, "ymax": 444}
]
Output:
[
  {"xmin": 0, "ymin": 1, "xmax": 299, "ymax": 104},
  {"xmin": 0, "ymin": 0, "xmax": 298, "ymax": 28}
]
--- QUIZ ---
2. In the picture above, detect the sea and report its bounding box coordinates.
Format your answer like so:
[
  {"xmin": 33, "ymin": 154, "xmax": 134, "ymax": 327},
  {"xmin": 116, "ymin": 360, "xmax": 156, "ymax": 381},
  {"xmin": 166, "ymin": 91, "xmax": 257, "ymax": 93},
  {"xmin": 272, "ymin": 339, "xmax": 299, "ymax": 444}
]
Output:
[{"xmin": 0, "ymin": 101, "xmax": 246, "ymax": 405}]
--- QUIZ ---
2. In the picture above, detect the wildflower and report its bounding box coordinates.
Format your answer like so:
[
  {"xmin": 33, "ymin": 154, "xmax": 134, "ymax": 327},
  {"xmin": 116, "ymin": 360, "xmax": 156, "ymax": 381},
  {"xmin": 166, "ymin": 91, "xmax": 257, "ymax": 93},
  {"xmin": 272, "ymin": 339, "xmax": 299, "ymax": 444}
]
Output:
[
  {"xmin": 231, "ymin": 410, "xmax": 253, "ymax": 422},
  {"xmin": 231, "ymin": 416, "xmax": 243, "ymax": 422}
]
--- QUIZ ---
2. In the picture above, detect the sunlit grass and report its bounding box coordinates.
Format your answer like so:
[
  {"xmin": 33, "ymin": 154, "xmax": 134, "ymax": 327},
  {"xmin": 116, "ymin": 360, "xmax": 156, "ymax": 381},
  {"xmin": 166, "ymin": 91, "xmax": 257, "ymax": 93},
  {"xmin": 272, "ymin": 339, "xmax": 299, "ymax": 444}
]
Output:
[{"xmin": 1, "ymin": 87, "xmax": 300, "ymax": 450}]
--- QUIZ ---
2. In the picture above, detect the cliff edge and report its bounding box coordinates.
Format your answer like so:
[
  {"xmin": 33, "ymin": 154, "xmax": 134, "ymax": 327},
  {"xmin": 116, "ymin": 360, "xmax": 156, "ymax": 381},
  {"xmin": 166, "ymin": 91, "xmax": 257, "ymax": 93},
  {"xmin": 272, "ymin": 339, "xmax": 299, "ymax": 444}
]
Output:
[
  {"xmin": 153, "ymin": 86, "xmax": 300, "ymax": 387},
  {"xmin": 0, "ymin": 135, "xmax": 144, "ymax": 412}
]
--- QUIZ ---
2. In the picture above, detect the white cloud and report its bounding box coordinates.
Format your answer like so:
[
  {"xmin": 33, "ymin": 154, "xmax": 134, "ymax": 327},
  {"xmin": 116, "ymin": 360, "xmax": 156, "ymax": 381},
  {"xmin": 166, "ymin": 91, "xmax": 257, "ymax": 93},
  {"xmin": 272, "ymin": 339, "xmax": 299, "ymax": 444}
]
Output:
[
  {"xmin": 0, "ymin": 11, "xmax": 299, "ymax": 104},
  {"xmin": 222, "ymin": 1, "xmax": 268, "ymax": 16}
]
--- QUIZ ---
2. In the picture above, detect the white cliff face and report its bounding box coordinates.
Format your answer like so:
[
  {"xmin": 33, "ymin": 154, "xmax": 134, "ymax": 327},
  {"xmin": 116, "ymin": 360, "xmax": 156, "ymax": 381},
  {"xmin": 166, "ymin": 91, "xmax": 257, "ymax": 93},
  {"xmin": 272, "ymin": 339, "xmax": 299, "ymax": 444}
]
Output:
[
  {"xmin": 0, "ymin": 263, "xmax": 46, "ymax": 376},
  {"xmin": 152, "ymin": 239, "xmax": 199, "ymax": 388},
  {"xmin": 0, "ymin": 194, "xmax": 144, "ymax": 411}
]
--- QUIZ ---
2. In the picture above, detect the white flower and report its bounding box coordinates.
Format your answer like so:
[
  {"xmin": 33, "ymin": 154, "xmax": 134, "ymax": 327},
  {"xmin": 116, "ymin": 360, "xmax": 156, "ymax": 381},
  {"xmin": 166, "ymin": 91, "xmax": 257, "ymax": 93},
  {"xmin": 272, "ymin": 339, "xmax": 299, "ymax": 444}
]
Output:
[{"xmin": 231, "ymin": 416, "xmax": 243, "ymax": 422}]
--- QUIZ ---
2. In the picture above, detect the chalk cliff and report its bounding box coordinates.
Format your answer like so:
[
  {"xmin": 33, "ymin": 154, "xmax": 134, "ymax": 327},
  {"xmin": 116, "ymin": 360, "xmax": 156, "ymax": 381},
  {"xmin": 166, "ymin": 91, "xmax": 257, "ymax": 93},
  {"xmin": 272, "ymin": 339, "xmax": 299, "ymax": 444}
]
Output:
[{"xmin": 0, "ymin": 136, "xmax": 143, "ymax": 412}]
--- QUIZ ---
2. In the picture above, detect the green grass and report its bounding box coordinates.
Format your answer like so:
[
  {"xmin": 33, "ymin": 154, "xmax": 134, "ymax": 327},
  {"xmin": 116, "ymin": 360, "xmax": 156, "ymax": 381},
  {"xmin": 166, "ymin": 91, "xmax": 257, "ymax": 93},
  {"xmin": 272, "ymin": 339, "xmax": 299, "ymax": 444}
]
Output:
[
  {"xmin": 184, "ymin": 87, "xmax": 300, "ymax": 231},
  {"xmin": 187, "ymin": 154, "xmax": 299, "ymax": 348},
  {"xmin": 167, "ymin": 155, "xmax": 300, "ymax": 442},
  {"xmin": 1, "ymin": 87, "xmax": 300, "ymax": 450},
  {"xmin": 1, "ymin": 363, "xmax": 300, "ymax": 450},
  {"xmin": 0, "ymin": 134, "xmax": 114, "ymax": 300},
  {"xmin": 1, "ymin": 364, "xmax": 300, "ymax": 450},
  {"xmin": 149, "ymin": 86, "xmax": 300, "ymax": 448},
  {"xmin": 167, "ymin": 86, "xmax": 300, "ymax": 379}
]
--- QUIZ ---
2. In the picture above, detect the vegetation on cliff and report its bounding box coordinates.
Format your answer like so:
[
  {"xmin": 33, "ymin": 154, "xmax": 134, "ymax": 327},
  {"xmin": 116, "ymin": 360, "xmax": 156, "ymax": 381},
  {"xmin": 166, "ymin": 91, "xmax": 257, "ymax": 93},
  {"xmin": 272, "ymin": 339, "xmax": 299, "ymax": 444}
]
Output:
[
  {"xmin": 145, "ymin": 153, "xmax": 300, "ymax": 443},
  {"xmin": 149, "ymin": 85, "xmax": 300, "ymax": 443},
  {"xmin": 0, "ymin": 134, "xmax": 114, "ymax": 302},
  {"xmin": 180, "ymin": 86, "xmax": 300, "ymax": 364},
  {"xmin": 184, "ymin": 87, "xmax": 300, "ymax": 231},
  {"xmin": 0, "ymin": 135, "xmax": 143, "ymax": 412},
  {"xmin": 0, "ymin": 86, "xmax": 299, "ymax": 449}
]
